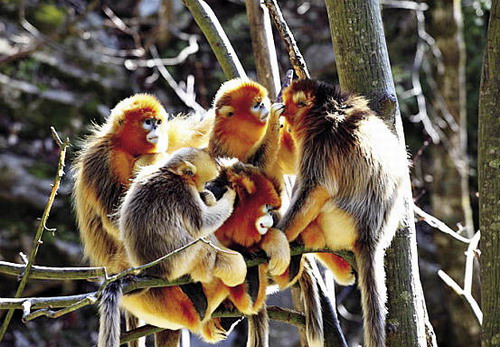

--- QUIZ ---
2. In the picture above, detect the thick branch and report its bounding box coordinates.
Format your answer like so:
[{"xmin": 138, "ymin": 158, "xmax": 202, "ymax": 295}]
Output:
[
  {"xmin": 182, "ymin": 0, "xmax": 246, "ymax": 79},
  {"xmin": 120, "ymin": 306, "xmax": 305, "ymax": 344}
]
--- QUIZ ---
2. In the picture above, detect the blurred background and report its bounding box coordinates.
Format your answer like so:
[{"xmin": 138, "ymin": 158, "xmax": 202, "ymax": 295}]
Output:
[{"xmin": 0, "ymin": 0, "xmax": 490, "ymax": 346}]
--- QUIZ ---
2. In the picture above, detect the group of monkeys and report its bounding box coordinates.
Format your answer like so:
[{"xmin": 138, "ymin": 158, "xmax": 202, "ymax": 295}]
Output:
[{"xmin": 72, "ymin": 77, "xmax": 407, "ymax": 347}]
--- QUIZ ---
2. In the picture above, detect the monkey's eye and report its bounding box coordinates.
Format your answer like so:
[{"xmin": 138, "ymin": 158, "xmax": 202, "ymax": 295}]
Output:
[
  {"xmin": 297, "ymin": 101, "xmax": 306, "ymax": 108},
  {"xmin": 157, "ymin": 119, "xmax": 162, "ymax": 125},
  {"xmin": 143, "ymin": 118, "xmax": 154, "ymax": 130},
  {"xmin": 227, "ymin": 111, "xmax": 234, "ymax": 117},
  {"xmin": 265, "ymin": 204, "xmax": 274, "ymax": 212},
  {"xmin": 184, "ymin": 169, "xmax": 194, "ymax": 176}
]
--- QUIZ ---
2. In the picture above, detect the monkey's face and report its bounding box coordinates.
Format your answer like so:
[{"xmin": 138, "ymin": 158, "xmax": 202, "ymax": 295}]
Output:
[
  {"xmin": 112, "ymin": 94, "xmax": 169, "ymax": 155},
  {"xmin": 214, "ymin": 80, "xmax": 271, "ymax": 132},
  {"xmin": 282, "ymin": 82, "xmax": 316, "ymax": 128},
  {"xmin": 227, "ymin": 171, "xmax": 281, "ymax": 239}
]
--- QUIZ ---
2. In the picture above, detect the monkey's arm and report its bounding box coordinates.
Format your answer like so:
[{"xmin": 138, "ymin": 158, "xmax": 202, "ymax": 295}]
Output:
[
  {"xmin": 260, "ymin": 227, "xmax": 290, "ymax": 276},
  {"xmin": 277, "ymin": 184, "xmax": 330, "ymax": 242},
  {"xmin": 198, "ymin": 189, "xmax": 236, "ymax": 237},
  {"xmin": 246, "ymin": 103, "xmax": 284, "ymax": 170}
]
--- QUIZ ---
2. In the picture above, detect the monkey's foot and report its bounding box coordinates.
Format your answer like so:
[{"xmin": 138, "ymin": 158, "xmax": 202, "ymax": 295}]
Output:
[{"xmin": 213, "ymin": 251, "xmax": 247, "ymax": 287}]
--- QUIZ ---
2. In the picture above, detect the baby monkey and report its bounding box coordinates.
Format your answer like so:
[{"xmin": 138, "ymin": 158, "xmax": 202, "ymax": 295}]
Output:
[{"xmin": 120, "ymin": 147, "xmax": 246, "ymax": 287}]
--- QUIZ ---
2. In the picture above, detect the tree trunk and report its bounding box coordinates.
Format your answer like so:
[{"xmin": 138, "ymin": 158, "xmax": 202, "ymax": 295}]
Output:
[
  {"xmin": 324, "ymin": 1, "xmax": 436, "ymax": 346},
  {"xmin": 427, "ymin": 1, "xmax": 480, "ymax": 346},
  {"xmin": 478, "ymin": 2, "xmax": 500, "ymax": 346}
]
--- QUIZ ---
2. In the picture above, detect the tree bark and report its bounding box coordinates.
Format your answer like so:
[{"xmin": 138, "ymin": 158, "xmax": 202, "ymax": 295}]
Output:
[
  {"xmin": 245, "ymin": 0, "xmax": 280, "ymax": 100},
  {"xmin": 182, "ymin": 0, "xmax": 246, "ymax": 79},
  {"xmin": 427, "ymin": 1, "xmax": 479, "ymax": 345},
  {"xmin": 324, "ymin": 1, "xmax": 436, "ymax": 346},
  {"xmin": 479, "ymin": 2, "xmax": 500, "ymax": 346}
]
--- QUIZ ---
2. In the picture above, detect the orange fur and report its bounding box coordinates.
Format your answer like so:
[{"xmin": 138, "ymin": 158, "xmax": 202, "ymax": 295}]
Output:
[{"xmin": 209, "ymin": 79, "xmax": 270, "ymax": 161}]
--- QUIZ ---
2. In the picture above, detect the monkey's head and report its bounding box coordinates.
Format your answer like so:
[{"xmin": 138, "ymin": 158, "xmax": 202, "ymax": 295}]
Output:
[
  {"xmin": 281, "ymin": 79, "xmax": 318, "ymax": 129},
  {"xmin": 167, "ymin": 147, "xmax": 219, "ymax": 192},
  {"xmin": 109, "ymin": 94, "xmax": 169, "ymax": 156},
  {"xmin": 212, "ymin": 79, "xmax": 270, "ymax": 142},
  {"xmin": 216, "ymin": 164, "xmax": 281, "ymax": 247}
]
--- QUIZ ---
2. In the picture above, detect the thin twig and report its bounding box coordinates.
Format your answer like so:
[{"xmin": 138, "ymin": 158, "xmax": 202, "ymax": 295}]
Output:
[
  {"xmin": 263, "ymin": 0, "xmax": 310, "ymax": 79},
  {"xmin": 0, "ymin": 128, "xmax": 69, "ymax": 342},
  {"xmin": 414, "ymin": 205, "xmax": 472, "ymax": 243},
  {"xmin": 437, "ymin": 232, "xmax": 482, "ymax": 324},
  {"xmin": 149, "ymin": 45, "xmax": 206, "ymax": 115}
]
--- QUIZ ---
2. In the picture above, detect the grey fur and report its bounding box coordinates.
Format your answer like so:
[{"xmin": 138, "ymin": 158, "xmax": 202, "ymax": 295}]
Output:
[
  {"xmin": 98, "ymin": 280, "xmax": 122, "ymax": 347},
  {"xmin": 120, "ymin": 147, "xmax": 237, "ymax": 282}
]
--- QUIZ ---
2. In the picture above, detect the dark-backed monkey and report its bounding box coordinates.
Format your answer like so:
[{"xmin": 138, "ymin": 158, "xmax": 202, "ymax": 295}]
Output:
[
  {"xmin": 120, "ymin": 147, "xmax": 246, "ymax": 286},
  {"xmin": 278, "ymin": 79, "xmax": 407, "ymax": 347}
]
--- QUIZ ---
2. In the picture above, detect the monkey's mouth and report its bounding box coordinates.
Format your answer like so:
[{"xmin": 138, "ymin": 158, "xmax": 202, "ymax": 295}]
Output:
[
  {"xmin": 147, "ymin": 135, "xmax": 159, "ymax": 144},
  {"xmin": 255, "ymin": 214, "xmax": 273, "ymax": 235},
  {"xmin": 259, "ymin": 108, "xmax": 270, "ymax": 123}
]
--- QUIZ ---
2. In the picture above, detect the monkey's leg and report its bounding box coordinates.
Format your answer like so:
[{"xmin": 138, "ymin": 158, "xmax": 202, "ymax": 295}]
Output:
[
  {"xmin": 278, "ymin": 185, "xmax": 330, "ymax": 242},
  {"xmin": 126, "ymin": 313, "xmax": 145, "ymax": 347},
  {"xmin": 154, "ymin": 330, "xmax": 181, "ymax": 347},
  {"xmin": 315, "ymin": 253, "xmax": 355, "ymax": 286}
]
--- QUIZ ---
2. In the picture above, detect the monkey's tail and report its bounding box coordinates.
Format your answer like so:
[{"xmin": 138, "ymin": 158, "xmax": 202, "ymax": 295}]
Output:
[
  {"xmin": 355, "ymin": 244, "xmax": 387, "ymax": 347},
  {"xmin": 299, "ymin": 258, "xmax": 324, "ymax": 347},
  {"xmin": 246, "ymin": 306, "xmax": 269, "ymax": 347},
  {"xmin": 98, "ymin": 280, "xmax": 123, "ymax": 347}
]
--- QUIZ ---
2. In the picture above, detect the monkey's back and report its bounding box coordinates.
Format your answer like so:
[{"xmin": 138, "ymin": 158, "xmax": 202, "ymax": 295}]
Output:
[
  {"xmin": 301, "ymin": 93, "xmax": 407, "ymax": 245},
  {"xmin": 72, "ymin": 131, "xmax": 130, "ymax": 272},
  {"xmin": 119, "ymin": 168, "xmax": 202, "ymax": 277}
]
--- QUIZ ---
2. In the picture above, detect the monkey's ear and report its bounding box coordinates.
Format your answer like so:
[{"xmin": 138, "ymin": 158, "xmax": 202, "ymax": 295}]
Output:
[
  {"xmin": 170, "ymin": 160, "xmax": 197, "ymax": 177},
  {"xmin": 228, "ymin": 172, "xmax": 256, "ymax": 196}
]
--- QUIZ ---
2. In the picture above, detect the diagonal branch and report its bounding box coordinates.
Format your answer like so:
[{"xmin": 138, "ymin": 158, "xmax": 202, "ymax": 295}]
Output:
[
  {"xmin": 263, "ymin": 0, "xmax": 310, "ymax": 79},
  {"xmin": 182, "ymin": 0, "xmax": 246, "ymax": 79}
]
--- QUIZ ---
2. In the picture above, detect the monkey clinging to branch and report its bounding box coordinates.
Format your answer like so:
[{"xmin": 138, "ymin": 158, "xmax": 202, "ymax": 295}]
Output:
[{"xmin": 278, "ymin": 78, "xmax": 407, "ymax": 347}]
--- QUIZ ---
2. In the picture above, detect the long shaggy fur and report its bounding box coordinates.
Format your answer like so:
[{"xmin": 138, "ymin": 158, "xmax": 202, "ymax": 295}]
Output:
[
  {"xmin": 246, "ymin": 307, "xmax": 270, "ymax": 347},
  {"xmin": 279, "ymin": 79, "xmax": 407, "ymax": 347},
  {"xmin": 98, "ymin": 280, "xmax": 123, "ymax": 347},
  {"xmin": 299, "ymin": 260, "xmax": 323, "ymax": 347}
]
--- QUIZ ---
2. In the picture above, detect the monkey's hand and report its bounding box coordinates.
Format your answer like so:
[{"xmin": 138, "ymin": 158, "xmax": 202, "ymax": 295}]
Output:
[
  {"xmin": 200, "ymin": 189, "xmax": 217, "ymax": 206},
  {"xmin": 260, "ymin": 227, "xmax": 291, "ymax": 276},
  {"xmin": 213, "ymin": 248, "xmax": 247, "ymax": 287},
  {"xmin": 270, "ymin": 102, "xmax": 285, "ymax": 120},
  {"xmin": 221, "ymin": 187, "xmax": 237, "ymax": 208}
]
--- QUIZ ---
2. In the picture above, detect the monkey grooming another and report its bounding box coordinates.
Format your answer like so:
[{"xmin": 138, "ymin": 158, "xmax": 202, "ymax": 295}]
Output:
[{"xmin": 120, "ymin": 147, "xmax": 246, "ymax": 286}]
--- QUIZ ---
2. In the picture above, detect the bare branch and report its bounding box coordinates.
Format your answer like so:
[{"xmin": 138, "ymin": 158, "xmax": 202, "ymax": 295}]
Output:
[
  {"xmin": 437, "ymin": 231, "xmax": 482, "ymax": 324},
  {"xmin": 0, "ymin": 261, "xmax": 105, "ymax": 280},
  {"xmin": 245, "ymin": 0, "xmax": 281, "ymax": 99},
  {"xmin": 414, "ymin": 205, "xmax": 472, "ymax": 243},
  {"xmin": 0, "ymin": 128, "xmax": 69, "ymax": 341},
  {"xmin": 263, "ymin": 0, "xmax": 310, "ymax": 79},
  {"xmin": 182, "ymin": 0, "xmax": 246, "ymax": 79},
  {"xmin": 149, "ymin": 45, "xmax": 206, "ymax": 115}
]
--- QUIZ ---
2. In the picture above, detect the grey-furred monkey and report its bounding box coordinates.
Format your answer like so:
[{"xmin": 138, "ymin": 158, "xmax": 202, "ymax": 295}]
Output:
[{"xmin": 120, "ymin": 147, "xmax": 246, "ymax": 286}]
